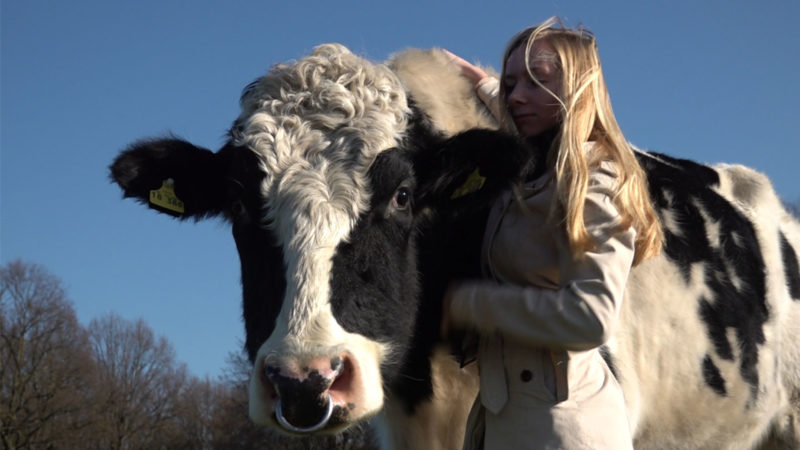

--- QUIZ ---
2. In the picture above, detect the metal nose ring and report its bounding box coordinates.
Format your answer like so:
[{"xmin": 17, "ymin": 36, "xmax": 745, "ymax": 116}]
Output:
[{"xmin": 275, "ymin": 393, "xmax": 334, "ymax": 434}]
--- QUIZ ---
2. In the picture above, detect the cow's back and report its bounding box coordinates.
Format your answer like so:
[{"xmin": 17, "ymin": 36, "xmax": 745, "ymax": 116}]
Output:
[{"xmin": 615, "ymin": 152, "xmax": 800, "ymax": 449}]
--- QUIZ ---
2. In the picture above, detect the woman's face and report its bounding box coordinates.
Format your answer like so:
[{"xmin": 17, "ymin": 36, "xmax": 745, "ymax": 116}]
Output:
[{"xmin": 503, "ymin": 40, "xmax": 562, "ymax": 139}]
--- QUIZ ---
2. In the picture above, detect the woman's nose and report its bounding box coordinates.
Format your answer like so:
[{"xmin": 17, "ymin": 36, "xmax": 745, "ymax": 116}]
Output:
[{"xmin": 507, "ymin": 84, "xmax": 526, "ymax": 104}]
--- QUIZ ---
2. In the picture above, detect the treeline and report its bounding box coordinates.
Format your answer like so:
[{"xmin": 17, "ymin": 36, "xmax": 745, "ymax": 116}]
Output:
[{"xmin": 0, "ymin": 260, "xmax": 375, "ymax": 450}]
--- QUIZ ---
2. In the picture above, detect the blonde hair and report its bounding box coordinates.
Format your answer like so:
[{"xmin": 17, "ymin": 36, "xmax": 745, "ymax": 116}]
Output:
[{"xmin": 499, "ymin": 17, "xmax": 662, "ymax": 265}]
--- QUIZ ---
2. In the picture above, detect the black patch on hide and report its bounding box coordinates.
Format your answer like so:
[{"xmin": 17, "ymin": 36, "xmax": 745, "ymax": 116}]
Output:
[
  {"xmin": 637, "ymin": 151, "xmax": 768, "ymax": 400},
  {"xmin": 224, "ymin": 147, "xmax": 286, "ymax": 362},
  {"xmin": 780, "ymin": 232, "xmax": 800, "ymax": 300},
  {"xmin": 329, "ymin": 149, "xmax": 420, "ymax": 377},
  {"xmin": 236, "ymin": 221, "xmax": 286, "ymax": 362},
  {"xmin": 702, "ymin": 354, "xmax": 727, "ymax": 396}
]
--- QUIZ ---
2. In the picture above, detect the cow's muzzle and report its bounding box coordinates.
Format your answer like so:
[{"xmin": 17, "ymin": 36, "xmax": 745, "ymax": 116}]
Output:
[{"xmin": 264, "ymin": 354, "xmax": 354, "ymax": 433}]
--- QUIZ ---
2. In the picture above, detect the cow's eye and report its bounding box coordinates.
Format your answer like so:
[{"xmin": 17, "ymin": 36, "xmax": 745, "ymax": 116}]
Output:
[{"xmin": 393, "ymin": 187, "xmax": 411, "ymax": 210}]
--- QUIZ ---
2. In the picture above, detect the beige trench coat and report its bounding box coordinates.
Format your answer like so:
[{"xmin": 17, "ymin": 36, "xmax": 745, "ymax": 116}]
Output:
[{"xmin": 448, "ymin": 154, "xmax": 637, "ymax": 449}]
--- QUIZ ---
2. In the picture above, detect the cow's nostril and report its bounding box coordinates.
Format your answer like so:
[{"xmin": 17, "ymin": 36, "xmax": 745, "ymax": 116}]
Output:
[
  {"xmin": 329, "ymin": 355, "xmax": 354, "ymax": 400},
  {"xmin": 265, "ymin": 365, "xmax": 281, "ymax": 381},
  {"xmin": 330, "ymin": 356, "xmax": 343, "ymax": 372}
]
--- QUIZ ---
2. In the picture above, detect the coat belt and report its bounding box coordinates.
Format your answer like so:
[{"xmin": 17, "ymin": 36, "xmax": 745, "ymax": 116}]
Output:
[{"xmin": 479, "ymin": 332, "xmax": 508, "ymax": 414}]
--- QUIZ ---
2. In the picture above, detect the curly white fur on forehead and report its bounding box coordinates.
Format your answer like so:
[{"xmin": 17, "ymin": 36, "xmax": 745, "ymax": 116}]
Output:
[
  {"xmin": 234, "ymin": 43, "xmax": 410, "ymax": 222},
  {"xmin": 231, "ymin": 43, "xmax": 411, "ymax": 335}
]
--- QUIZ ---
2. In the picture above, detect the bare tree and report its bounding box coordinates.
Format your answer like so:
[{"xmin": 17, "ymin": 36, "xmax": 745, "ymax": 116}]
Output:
[
  {"xmin": 86, "ymin": 313, "xmax": 187, "ymax": 450},
  {"xmin": 0, "ymin": 260, "xmax": 376, "ymax": 449},
  {"xmin": 0, "ymin": 260, "xmax": 94, "ymax": 450},
  {"xmin": 161, "ymin": 375, "xmax": 225, "ymax": 449},
  {"xmin": 206, "ymin": 351, "xmax": 276, "ymax": 449}
]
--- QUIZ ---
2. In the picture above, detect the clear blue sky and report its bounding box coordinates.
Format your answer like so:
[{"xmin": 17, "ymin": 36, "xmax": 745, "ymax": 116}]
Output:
[{"xmin": 3, "ymin": 1, "xmax": 799, "ymax": 379}]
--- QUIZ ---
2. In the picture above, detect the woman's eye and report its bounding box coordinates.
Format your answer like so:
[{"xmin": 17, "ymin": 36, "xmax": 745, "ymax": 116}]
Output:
[
  {"xmin": 393, "ymin": 188, "xmax": 410, "ymax": 210},
  {"xmin": 534, "ymin": 77, "xmax": 552, "ymax": 87}
]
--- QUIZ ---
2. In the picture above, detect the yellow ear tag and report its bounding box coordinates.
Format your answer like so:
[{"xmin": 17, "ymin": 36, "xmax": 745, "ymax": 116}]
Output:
[
  {"xmin": 149, "ymin": 178, "xmax": 185, "ymax": 215},
  {"xmin": 450, "ymin": 168, "xmax": 486, "ymax": 199}
]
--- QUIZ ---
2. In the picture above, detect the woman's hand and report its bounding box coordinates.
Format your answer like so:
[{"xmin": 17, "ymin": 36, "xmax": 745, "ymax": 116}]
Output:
[{"xmin": 442, "ymin": 49, "xmax": 490, "ymax": 85}]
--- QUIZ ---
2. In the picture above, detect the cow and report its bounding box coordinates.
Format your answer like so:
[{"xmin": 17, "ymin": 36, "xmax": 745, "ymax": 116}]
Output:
[{"xmin": 110, "ymin": 44, "xmax": 800, "ymax": 449}]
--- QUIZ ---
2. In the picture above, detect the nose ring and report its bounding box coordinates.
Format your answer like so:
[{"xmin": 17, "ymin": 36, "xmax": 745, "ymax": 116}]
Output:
[{"xmin": 275, "ymin": 393, "xmax": 334, "ymax": 434}]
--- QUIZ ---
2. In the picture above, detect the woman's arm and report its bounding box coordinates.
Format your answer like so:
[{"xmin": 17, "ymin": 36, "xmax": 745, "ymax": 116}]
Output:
[
  {"xmin": 446, "ymin": 166, "xmax": 636, "ymax": 351},
  {"xmin": 443, "ymin": 49, "xmax": 503, "ymax": 120}
]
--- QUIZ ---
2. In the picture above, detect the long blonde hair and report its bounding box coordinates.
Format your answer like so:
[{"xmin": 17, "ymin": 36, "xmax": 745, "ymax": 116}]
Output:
[{"xmin": 499, "ymin": 17, "xmax": 662, "ymax": 265}]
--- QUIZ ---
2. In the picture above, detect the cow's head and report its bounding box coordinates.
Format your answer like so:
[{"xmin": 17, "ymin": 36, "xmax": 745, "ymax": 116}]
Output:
[{"xmin": 111, "ymin": 44, "xmax": 528, "ymax": 434}]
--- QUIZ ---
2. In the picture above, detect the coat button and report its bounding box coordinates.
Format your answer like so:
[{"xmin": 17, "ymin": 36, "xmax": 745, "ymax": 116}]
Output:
[{"xmin": 520, "ymin": 369, "xmax": 533, "ymax": 382}]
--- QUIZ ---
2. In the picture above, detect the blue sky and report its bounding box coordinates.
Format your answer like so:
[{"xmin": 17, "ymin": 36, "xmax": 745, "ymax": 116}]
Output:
[{"xmin": 3, "ymin": 1, "xmax": 799, "ymax": 379}]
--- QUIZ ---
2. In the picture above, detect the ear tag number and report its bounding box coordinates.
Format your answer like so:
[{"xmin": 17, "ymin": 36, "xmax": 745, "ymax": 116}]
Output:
[
  {"xmin": 450, "ymin": 168, "xmax": 486, "ymax": 199},
  {"xmin": 149, "ymin": 179, "xmax": 185, "ymax": 215}
]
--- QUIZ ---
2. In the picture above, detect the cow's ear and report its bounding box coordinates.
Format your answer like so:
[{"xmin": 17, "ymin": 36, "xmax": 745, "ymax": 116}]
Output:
[
  {"xmin": 110, "ymin": 138, "xmax": 232, "ymax": 219},
  {"xmin": 413, "ymin": 128, "xmax": 530, "ymax": 213}
]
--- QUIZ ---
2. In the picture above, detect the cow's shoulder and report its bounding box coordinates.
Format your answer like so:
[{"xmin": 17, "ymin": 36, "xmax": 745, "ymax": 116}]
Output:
[{"xmin": 712, "ymin": 163, "xmax": 784, "ymax": 214}]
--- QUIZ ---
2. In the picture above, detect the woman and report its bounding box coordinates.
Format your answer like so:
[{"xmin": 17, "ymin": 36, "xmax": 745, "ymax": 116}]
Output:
[{"xmin": 441, "ymin": 17, "xmax": 663, "ymax": 449}]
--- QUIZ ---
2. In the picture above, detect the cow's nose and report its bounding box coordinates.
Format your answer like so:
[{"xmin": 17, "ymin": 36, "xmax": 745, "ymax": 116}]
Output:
[{"xmin": 264, "ymin": 355, "xmax": 353, "ymax": 433}]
